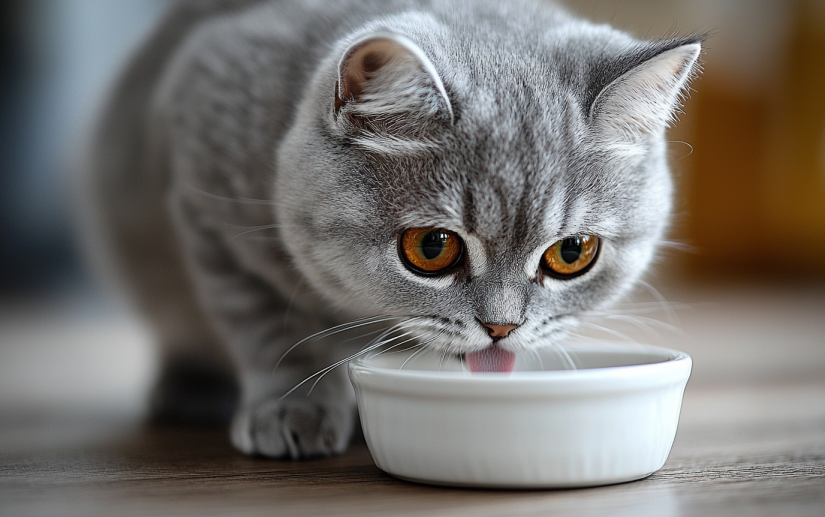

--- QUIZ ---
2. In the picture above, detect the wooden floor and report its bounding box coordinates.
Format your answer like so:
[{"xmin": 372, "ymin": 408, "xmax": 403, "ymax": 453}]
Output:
[{"xmin": 1, "ymin": 281, "xmax": 824, "ymax": 516}]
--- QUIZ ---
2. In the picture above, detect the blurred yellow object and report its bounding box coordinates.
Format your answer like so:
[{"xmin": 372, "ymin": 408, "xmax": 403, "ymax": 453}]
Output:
[{"xmin": 686, "ymin": 1, "xmax": 825, "ymax": 276}]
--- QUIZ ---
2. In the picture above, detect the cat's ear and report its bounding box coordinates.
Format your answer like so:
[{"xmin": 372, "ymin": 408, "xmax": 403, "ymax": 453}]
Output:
[
  {"xmin": 334, "ymin": 33, "xmax": 453, "ymax": 150},
  {"xmin": 590, "ymin": 40, "xmax": 702, "ymax": 144}
]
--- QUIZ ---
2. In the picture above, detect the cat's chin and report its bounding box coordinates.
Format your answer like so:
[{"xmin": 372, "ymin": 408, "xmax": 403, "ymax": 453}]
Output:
[{"xmin": 465, "ymin": 345, "xmax": 516, "ymax": 373}]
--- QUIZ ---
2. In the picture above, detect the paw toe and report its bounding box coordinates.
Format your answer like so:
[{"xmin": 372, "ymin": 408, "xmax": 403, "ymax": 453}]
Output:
[{"xmin": 231, "ymin": 399, "xmax": 353, "ymax": 459}]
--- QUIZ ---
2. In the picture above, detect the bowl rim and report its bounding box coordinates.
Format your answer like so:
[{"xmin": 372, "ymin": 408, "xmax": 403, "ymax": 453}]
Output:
[{"xmin": 349, "ymin": 344, "xmax": 692, "ymax": 398}]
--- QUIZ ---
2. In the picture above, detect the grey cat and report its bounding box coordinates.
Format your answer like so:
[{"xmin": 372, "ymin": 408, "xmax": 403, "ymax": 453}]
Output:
[{"xmin": 85, "ymin": 0, "xmax": 701, "ymax": 458}]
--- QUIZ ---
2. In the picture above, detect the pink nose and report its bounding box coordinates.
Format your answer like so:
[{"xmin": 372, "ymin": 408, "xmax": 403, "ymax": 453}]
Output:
[{"xmin": 482, "ymin": 323, "xmax": 518, "ymax": 338}]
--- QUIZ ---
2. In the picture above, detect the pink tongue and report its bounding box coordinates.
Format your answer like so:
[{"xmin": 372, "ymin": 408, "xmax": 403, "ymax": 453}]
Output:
[{"xmin": 466, "ymin": 345, "xmax": 516, "ymax": 373}]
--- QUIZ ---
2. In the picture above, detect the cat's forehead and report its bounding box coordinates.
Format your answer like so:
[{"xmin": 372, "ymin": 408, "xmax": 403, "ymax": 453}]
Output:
[{"xmin": 390, "ymin": 115, "xmax": 631, "ymax": 252}]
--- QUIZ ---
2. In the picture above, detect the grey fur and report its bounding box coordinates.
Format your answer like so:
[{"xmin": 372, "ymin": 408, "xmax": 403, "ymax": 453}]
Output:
[{"xmin": 86, "ymin": 0, "xmax": 701, "ymax": 458}]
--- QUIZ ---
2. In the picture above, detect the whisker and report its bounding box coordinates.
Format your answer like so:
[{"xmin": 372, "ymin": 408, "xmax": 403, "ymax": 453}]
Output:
[
  {"xmin": 383, "ymin": 342, "xmax": 425, "ymax": 357},
  {"xmin": 186, "ymin": 184, "xmax": 282, "ymax": 206},
  {"xmin": 359, "ymin": 325, "xmax": 401, "ymax": 352},
  {"xmin": 531, "ymin": 348, "xmax": 545, "ymax": 371},
  {"xmin": 400, "ymin": 333, "xmax": 443, "ymax": 370},
  {"xmin": 299, "ymin": 323, "xmax": 430, "ymax": 397},
  {"xmin": 223, "ymin": 222, "xmax": 286, "ymax": 229},
  {"xmin": 576, "ymin": 322, "xmax": 637, "ymax": 343},
  {"xmin": 601, "ymin": 314, "xmax": 663, "ymax": 342},
  {"xmin": 363, "ymin": 330, "xmax": 420, "ymax": 358},
  {"xmin": 278, "ymin": 339, "xmax": 392, "ymax": 400},
  {"xmin": 580, "ymin": 301, "xmax": 694, "ymax": 317},
  {"xmin": 235, "ymin": 235, "xmax": 285, "ymax": 242},
  {"xmin": 359, "ymin": 319, "xmax": 426, "ymax": 355},
  {"xmin": 372, "ymin": 337, "xmax": 429, "ymax": 357},
  {"xmin": 273, "ymin": 315, "xmax": 402, "ymax": 373},
  {"xmin": 398, "ymin": 331, "xmax": 444, "ymax": 370},
  {"xmin": 657, "ymin": 240, "xmax": 697, "ymax": 253},
  {"xmin": 228, "ymin": 223, "xmax": 292, "ymax": 241},
  {"xmin": 306, "ymin": 332, "xmax": 422, "ymax": 395},
  {"xmin": 561, "ymin": 345, "xmax": 582, "ymax": 369},
  {"xmin": 340, "ymin": 326, "xmax": 390, "ymax": 344},
  {"xmin": 282, "ymin": 278, "xmax": 303, "ymax": 334},
  {"xmin": 393, "ymin": 330, "xmax": 443, "ymax": 356},
  {"xmin": 550, "ymin": 342, "xmax": 577, "ymax": 370},
  {"xmin": 667, "ymin": 140, "xmax": 694, "ymax": 158},
  {"xmin": 601, "ymin": 314, "xmax": 688, "ymax": 338},
  {"xmin": 636, "ymin": 279, "xmax": 680, "ymax": 325}
]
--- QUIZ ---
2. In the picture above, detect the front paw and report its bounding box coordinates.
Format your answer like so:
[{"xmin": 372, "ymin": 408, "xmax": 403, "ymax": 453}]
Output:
[{"xmin": 230, "ymin": 398, "xmax": 355, "ymax": 459}]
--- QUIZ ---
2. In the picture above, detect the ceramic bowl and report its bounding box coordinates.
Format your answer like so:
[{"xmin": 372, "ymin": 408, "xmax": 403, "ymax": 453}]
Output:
[{"xmin": 348, "ymin": 342, "xmax": 691, "ymax": 488}]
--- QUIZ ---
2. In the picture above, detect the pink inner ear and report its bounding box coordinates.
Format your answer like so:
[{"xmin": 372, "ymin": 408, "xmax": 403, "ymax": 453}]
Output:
[
  {"xmin": 335, "ymin": 33, "xmax": 454, "ymax": 132},
  {"xmin": 340, "ymin": 39, "xmax": 401, "ymax": 102},
  {"xmin": 466, "ymin": 345, "xmax": 516, "ymax": 373}
]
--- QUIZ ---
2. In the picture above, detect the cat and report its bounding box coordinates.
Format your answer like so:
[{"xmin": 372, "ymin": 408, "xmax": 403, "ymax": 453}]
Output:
[{"xmin": 85, "ymin": 0, "xmax": 702, "ymax": 458}]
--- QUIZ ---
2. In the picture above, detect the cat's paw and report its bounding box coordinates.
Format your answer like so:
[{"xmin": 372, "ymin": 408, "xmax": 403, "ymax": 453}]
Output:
[{"xmin": 230, "ymin": 398, "xmax": 355, "ymax": 459}]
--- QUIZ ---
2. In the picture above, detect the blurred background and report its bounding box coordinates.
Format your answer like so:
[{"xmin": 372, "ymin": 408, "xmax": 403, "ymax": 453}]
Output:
[{"xmin": 0, "ymin": 0, "xmax": 823, "ymax": 416}]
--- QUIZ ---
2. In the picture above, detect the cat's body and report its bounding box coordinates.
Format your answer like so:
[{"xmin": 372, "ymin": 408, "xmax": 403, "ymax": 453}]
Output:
[{"xmin": 87, "ymin": 0, "xmax": 701, "ymax": 458}]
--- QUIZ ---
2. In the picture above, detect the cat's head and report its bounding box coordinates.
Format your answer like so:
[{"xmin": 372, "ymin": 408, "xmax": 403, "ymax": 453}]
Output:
[{"xmin": 276, "ymin": 7, "xmax": 701, "ymax": 358}]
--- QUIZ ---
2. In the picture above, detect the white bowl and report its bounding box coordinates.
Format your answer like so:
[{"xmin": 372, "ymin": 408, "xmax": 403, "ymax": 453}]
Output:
[{"xmin": 348, "ymin": 342, "xmax": 691, "ymax": 488}]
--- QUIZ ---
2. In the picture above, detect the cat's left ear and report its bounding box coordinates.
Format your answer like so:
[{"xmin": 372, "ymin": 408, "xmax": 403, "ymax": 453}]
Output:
[
  {"xmin": 334, "ymin": 33, "xmax": 453, "ymax": 149},
  {"xmin": 590, "ymin": 39, "xmax": 702, "ymax": 144}
]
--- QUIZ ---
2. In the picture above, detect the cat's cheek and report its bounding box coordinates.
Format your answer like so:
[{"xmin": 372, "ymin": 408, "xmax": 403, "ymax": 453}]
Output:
[
  {"xmin": 606, "ymin": 242, "xmax": 659, "ymax": 298},
  {"xmin": 518, "ymin": 316, "xmax": 578, "ymax": 349}
]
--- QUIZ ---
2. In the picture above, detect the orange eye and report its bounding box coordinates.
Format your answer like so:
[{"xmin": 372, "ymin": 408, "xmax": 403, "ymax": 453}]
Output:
[
  {"xmin": 541, "ymin": 235, "xmax": 600, "ymax": 279},
  {"xmin": 399, "ymin": 228, "xmax": 464, "ymax": 275}
]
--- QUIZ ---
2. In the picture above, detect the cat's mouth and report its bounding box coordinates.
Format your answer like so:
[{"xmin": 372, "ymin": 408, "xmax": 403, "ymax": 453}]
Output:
[{"xmin": 464, "ymin": 345, "xmax": 516, "ymax": 373}]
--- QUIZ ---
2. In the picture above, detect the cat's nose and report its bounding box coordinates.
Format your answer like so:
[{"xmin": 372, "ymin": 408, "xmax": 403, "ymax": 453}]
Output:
[{"xmin": 482, "ymin": 323, "xmax": 519, "ymax": 339}]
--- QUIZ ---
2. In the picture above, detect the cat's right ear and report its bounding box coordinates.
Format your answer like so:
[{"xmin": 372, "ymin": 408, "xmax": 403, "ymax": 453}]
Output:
[{"xmin": 334, "ymin": 33, "xmax": 453, "ymax": 152}]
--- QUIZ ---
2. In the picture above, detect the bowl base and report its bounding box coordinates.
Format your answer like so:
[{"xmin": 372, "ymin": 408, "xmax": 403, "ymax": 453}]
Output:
[{"xmin": 386, "ymin": 470, "xmax": 657, "ymax": 490}]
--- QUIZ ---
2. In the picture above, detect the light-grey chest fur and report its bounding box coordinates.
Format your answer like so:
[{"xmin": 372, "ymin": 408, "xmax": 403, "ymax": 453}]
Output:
[{"xmin": 87, "ymin": 0, "xmax": 701, "ymax": 458}]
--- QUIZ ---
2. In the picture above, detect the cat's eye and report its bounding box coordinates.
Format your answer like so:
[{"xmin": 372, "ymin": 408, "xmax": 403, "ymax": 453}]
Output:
[
  {"xmin": 541, "ymin": 235, "xmax": 600, "ymax": 279},
  {"xmin": 399, "ymin": 227, "xmax": 464, "ymax": 275}
]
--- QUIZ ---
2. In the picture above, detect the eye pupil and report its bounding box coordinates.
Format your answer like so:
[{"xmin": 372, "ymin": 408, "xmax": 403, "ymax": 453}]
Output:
[
  {"xmin": 560, "ymin": 237, "xmax": 582, "ymax": 264},
  {"xmin": 421, "ymin": 231, "xmax": 445, "ymax": 259}
]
